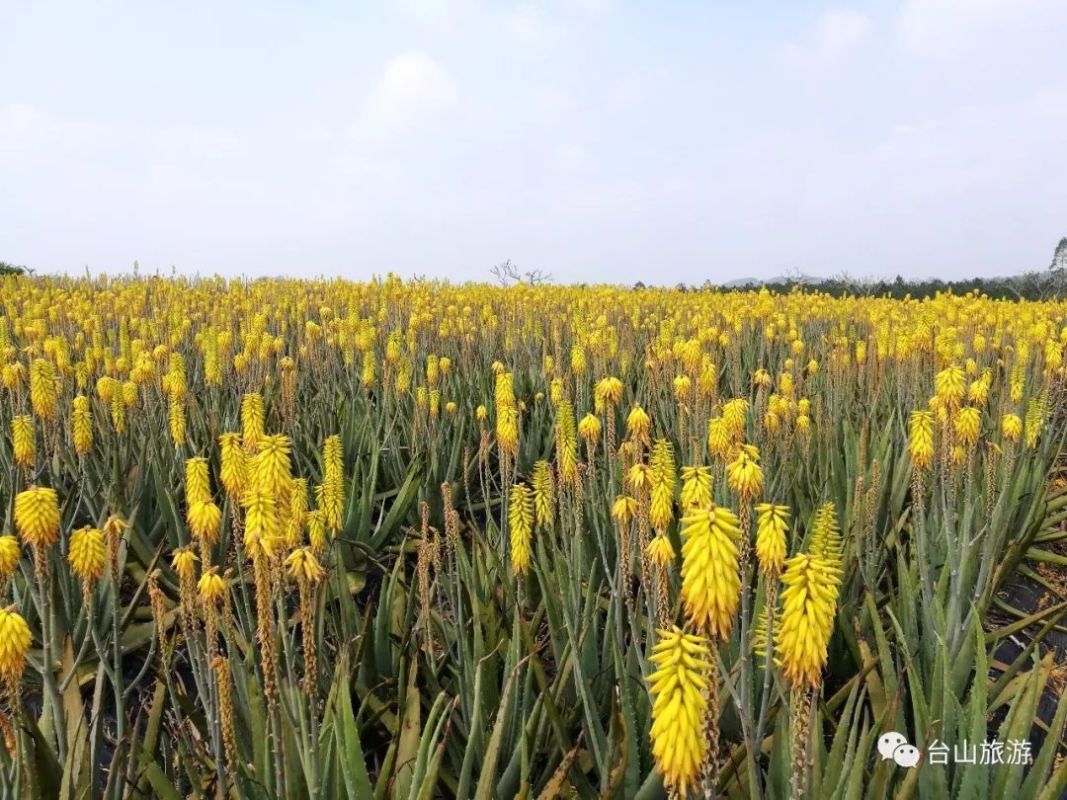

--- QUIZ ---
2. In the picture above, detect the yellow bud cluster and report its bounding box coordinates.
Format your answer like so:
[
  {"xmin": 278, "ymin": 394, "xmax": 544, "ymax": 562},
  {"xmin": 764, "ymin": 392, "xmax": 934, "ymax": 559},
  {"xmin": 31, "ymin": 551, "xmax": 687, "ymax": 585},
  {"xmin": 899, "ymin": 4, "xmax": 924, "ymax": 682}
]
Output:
[
  {"xmin": 680, "ymin": 504, "xmax": 742, "ymax": 639},
  {"xmin": 185, "ymin": 457, "xmax": 212, "ymax": 505},
  {"xmin": 754, "ymin": 504, "xmax": 790, "ymax": 576},
  {"xmin": 626, "ymin": 405, "xmax": 651, "ymax": 446},
  {"xmin": 594, "ymin": 376, "xmax": 623, "ymax": 412},
  {"xmin": 531, "ymin": 461, "xmax": 555, "ymax": 529},
  {"xmin": 241, "ymin": 392, "xmax": 265, "ymax": 452},
  {"xmin": 72, "ymin": 395, "xmax": 92, "ymax": 455},
  {"xmin": 242, "ymin": 491, "xmax": 280, "ymax": 561},
  {"xmin": 0, "ymin": 537, "xmax": 21, "ymax": 579},
  {"xmin": 171, "ymin": 547, "xmax": 198, "ymax": 580},
  {"xmin": 253, "ymin": 434, "xmax": 292, "ymax": 497},
  {"xmin": 809, "ymin": 502, "xmax": 841, "ymax": 566},
  {"xmin": 30, "ymin": 358, "xmax": 59, "ymax": 420},
  {"xmin": 168, "ymin": 396, "xmax": 185, "ymax": 446},
  {"xmin": 69, "ymin": 526, "xmax": 107, "ymax": 583},
  {"xmin": 284, "ymin": 547, "xmax": 326, "ymax": 584},
  {"xmin": 954, "ymin": 406, "xmax": 981, "ymax": 449},
  {"xmin": 11, "ymin": 415, "xmax": 35, "ymax": 467},
  {"xmin": 508, "ymin": 483, "xmax": 534, "ymax": 576},
  {"xmin": 219, "ymin": 433, "xmax": 248, "ymax": 499},
  {"xmin": 776, "ymin": 553, "xmax": 840, "ymax": 689},
  {"xmin": 495, "ymin": 372, "xmax": 519, "ymax": 457},
  {"xmin": 577, "ymin": 413, "xmax": 601, "ymax": 445},
  {"xmin": 0, "ymin": 608, "xmax": 32, "ymax": 684},
  {"xmin": 679, "ymin": 466, "xmax": 712, "ymax": 512},
  {"xmin": 612, "ymin": 494, "xmax": 637, "ymax": 526},
  {"xmin": 722, "ymin": 397, "xmax": 748, "ymax": 440},
  {"xmin": 649, "ymin": 439, "xmax": 676, "ymax": 531},
  {"xmin": 14, "ymin": 486, "xmax": 61, "ymax": 549},
  {"xmin": 934, "ymin": 364, "xmax": 965, "ymax": 408},
  {"xmin": 647, "ymin": 627, "xmax": 710, "ymax": 795},
  {"xmin": 198, "ymin": 567, "xmax": 228, "ymax": 602},
  {"xmin": 707, "ymin": 417, "xmax": 731, "ymax": 460},
  {"xmin": 726, "ymin": 444, "xmax": 763, "ymax": 501},
  {"xmin": 908, "ymin": 410, "xmax": 935, "ymax": 469},
  {"xmin": 306, "ymin": 510, "xmax": 327, "ymax": 553},
  {"xmin": 646, "ymin": 533, "xmax": 675, "ymax": 568},
  {"xmin": 1002, "ymin": 413, "xmax": 1022, "ymax": 443},
  {"xmin": 555, "ymin": 400, "xmax": 580, "ymax": 487}
]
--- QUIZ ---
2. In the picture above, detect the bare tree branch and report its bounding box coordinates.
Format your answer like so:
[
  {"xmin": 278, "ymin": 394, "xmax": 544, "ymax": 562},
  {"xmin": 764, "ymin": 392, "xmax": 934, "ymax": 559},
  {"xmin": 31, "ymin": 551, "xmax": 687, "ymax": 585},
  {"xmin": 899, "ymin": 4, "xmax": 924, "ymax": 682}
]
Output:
[{"xmin": 490, "ymin": 260, "xmax": 552, "ymax": 286}]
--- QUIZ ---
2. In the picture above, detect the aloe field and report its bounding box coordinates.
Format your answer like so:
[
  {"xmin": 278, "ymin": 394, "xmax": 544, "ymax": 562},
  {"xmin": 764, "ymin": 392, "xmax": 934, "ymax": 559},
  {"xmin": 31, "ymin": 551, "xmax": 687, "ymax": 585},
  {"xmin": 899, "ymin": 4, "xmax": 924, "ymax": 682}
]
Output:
[{"xmin": 0, "ymin": 274, "xmax": 1066, "ymax": 799}]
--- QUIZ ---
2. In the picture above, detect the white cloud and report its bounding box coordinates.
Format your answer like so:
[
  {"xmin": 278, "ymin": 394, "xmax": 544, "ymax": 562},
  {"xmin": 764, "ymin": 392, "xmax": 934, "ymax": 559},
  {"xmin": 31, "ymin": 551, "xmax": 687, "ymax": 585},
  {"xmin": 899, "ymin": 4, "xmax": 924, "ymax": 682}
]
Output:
[
  {"xmin": 609, "ymin": 68, "xmax": 670, "ymax": 110},
  {"xmin": 160, "ymin": 127, "xmax": 241, "ymax": 160},
  {"xmin": 816, "ymin": 10, "xmax": 872, "ymax": 53},
  {"xmin": 359, "ymin": 51, "xmax": 458, "ymax": 137},
  {"xmin": 898, "ymin": 0, "xmax": 1063, "ymax": 57},
  {"xmin": 0, "ymin": 105, "xmax": 43, "ymax": 166},
  {"xmin": 504, "ymin": 0, "xmax": 613, "ymax": 43},
  {"xmin": 783, "ymin": 9, "xmax": 873, "ymax": 68},
  {"xmin": 872, "ymin": 120, "xmax": 946, "ymax": 163},
  {"xmin": 394, "ymin": 0, "xmax": 480, "ymax": 29},
  {"xmin": 531, "ymin": 86, "xmax": 573, "ymax": 123},
  {"xmin": 548, "ymin": 143, "xmax": 586, "ymax": 172},
  {"xmin": 507, "ymin": 3, "xmax": 547, "ymax": 41},
  {"xmin": 1030, "ymin": 89, "xmax": 1067, "ymax": 119},
  {"xmin": 1, "ymin": 104, "xmax": 63, "ymax": 151},
  {"xmin": 293, "ymin": 123, "xmax": 335, "ymax": 145},
  {"xmin": 0, "ymin": 103, "xmax": 245, "ymax": 201},
  {"xmin": 1, "ymin": 103, "xmax": 40, "ymax": 134},
  {"xmin": 899, "ymin": 0, "xmax": 1005, "ymax": 53},
  {"xmin": 610, "ymin": 74, "xmax": 646, "ymax": 109},
  {"xmin": 0, "ymin": 105, "xmax": 106, "ymax": 167},
  {"xmin": 561, "ymin": 0, "xmax": 614, "ymax": 18}
]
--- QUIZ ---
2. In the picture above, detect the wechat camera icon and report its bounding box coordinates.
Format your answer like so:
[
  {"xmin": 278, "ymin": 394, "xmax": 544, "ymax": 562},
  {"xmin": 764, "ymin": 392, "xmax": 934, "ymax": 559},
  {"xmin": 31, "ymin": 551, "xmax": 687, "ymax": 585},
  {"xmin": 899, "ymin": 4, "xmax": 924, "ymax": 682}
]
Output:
[{"xmin": 878, "ymin": 732, "xmax": 922, "ymax": 768}]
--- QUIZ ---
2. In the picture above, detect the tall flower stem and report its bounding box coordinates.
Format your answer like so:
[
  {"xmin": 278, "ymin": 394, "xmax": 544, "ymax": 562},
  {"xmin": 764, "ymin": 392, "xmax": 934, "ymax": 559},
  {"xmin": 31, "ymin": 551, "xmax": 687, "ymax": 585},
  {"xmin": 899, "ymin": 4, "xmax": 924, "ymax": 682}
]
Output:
[{"xmin": 34, "ymin": 548, "xmax": 66, "ymax": 764}]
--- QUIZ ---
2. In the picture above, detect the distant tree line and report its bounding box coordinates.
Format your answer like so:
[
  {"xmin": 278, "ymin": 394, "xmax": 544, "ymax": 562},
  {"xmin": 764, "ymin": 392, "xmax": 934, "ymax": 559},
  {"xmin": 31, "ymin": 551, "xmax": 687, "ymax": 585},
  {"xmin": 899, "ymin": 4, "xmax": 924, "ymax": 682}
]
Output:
[
  {"xmin": 679, "ymin": 238, "xmax": 1067, "ymax": 301},
  {"xmin": 711, "ymin": 272, "xmax": 1063, "ymax": 301},
  {"xmin": 0, "ymin": 261, "xmax": 26, "ymax": 276}
]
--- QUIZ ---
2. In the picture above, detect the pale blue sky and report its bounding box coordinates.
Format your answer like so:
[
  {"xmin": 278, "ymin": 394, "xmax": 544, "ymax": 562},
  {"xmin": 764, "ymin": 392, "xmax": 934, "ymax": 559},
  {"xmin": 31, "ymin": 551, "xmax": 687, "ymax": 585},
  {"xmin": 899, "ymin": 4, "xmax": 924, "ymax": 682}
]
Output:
[{"xmin": 2, "ymin": 1, "xmax": 1065, "ymax": 283}]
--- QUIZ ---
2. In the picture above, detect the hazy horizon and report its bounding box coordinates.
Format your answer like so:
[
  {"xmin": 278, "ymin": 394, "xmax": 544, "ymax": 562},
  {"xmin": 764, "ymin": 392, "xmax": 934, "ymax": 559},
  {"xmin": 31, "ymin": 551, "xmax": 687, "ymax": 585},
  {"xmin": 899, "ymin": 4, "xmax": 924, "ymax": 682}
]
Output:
[
  {"xmin": 3, "ymin": 1, "xmax": 1066, "ymax": 283},
  {"xmin": 7, "ymin": 264, "xmax": 1046, "ymax": 289}
]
